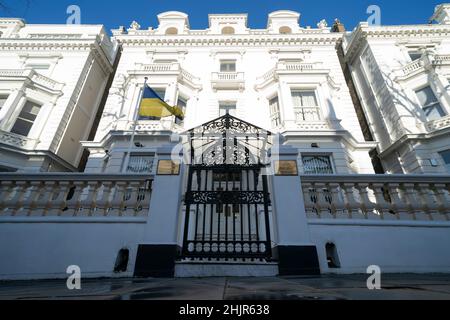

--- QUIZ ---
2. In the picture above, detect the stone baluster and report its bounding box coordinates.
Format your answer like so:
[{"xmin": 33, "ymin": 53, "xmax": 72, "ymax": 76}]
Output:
[
  {"xmin": 11, "ymin": 182, "xmax": 28, "ymax": 216},
  {"xmin": 66, "ymin": 181, "xmax": 86, "ymax": 216},
  {"xmin": 25, "ymin": 181, "xmax": 44, "ymax": 217},
  {"xmin": 342, "ymin": 183, "xmax": 359, "ymax": 219},
  {"xmin": 369, "ymin": 183, "xmax": 389, "ymax": 220},
  {"xmin": 0, "ymin": 181, "xmax": 15, "ymax": 216},
  {"xmin": 98, "ymin": 181, "xmax": 114, "ymax": 217},
  {"xmin": 125, "ymin": 181, "xmax": 141, "ymax": 217},
  {"xmin": 112, "ymin": 181, "xmax": 128, "ymax": 216},
  {"xmin": 417, "ymin": 183, "xmax": 436, "ymax": 221},
  {"xmin": 52, "ymin": 181, "xmax": 71, "ymax": 217},
  {"xmin": 316, "ymin": 183, "xmax": 332, "ymax": 219},
  {"xmin": 355, "ymin": 183, "xmax": 370, "ymax": 219},
  {"xmin": 385, "ymin": 183, "xmax": 404, "ymax": 220},
  {"xmin": 83, "ymin": 181, "xmax": 100, "ymax": 217},
  {"xmin": 433, "ymin": 184, "xmax": 450, "ymax": 221},
  {"xmin": 302, "ymin": 183, "xmax": 316, "ymax": 218},
  {"xmin": 42, "ymin": 181, "xmax": 57, "ymax": 217},
  {"xmin": 328, "ymin": 183, "xmax": 341, "ymax": 219},
  {"xmin": 403, "ymin": 183, "xmax": 421, "ymax": 220}
]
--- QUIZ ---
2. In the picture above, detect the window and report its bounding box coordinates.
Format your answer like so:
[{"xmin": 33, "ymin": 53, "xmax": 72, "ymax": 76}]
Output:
[
  {"xmin": 10, "ymin": 101, "xmax": 41, "ymax": 137},
  {"xmin": 165, "ymin": 27, "xmax": 178, "ymax": 35},
  {"xmin": 440, "ymin": 150, "xmax": 450, "ymax": 173},
  {"xmin": 302, "ymin": 155, "xmax": 334, "ymax": 175},
  {"xmin": 408, "ymin": 51, "xmax": 423, "ymax": 62},
  {"xmin": 415, "ymin": 86, "xmax": 446, "ymax": 121},
  {"xmin": 175, "ymin": 96, "xmax": 187, "ymax": 125},
  {"xmin": 138, "ymin": 88, "xmax": 166, "ymax": 121},
  {"xmin": 279, "ymin": 26, "xmax": 292, "ymax": 34},
  {"xmin": 0, "ymin": 95, "xmax": 8, "ymax": 112},
  {"xmin": 220, "ymin": 60, "xmax": 236, "ymax": 72},
  {"xmin": 221, "ymin": 27, "xmax": 235, "ymax": 35},
  {"xmin": 219, "ymin": 102, "xmax": 236, "ymax": 117},
  {"xmin": 126, "ymin": 155, "xmax": 154, "ymax": 174},
  {"xmin": 292, "ymin": 90, "xmax": 321, "ymax": 121},
  {"xmin": 269, "ymin": 96, "xmax": 281, "ymax": 127}
]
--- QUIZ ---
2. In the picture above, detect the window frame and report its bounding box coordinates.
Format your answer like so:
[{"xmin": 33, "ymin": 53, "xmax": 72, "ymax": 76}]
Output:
[
  {"xmin": 291, "ymin": 89, "xmax": 322, "ymax": 122},
  {"xmin": 10, "ymin": 100, "xmax": 42, "ymax": 137},
  {"xmin": 301, "ymin": 154, "xmax": 335, "ymax": 175},
  {"xmin": 219, "ymin": 101, "xmax": 237, "ymax": 117},
  {"xmin": 439, "ymin": 149, "xmax": 450, "ymax": 174},
  {"xmin": 268, "ymin": 95, "xmax": 281, "ymax": 128},
  {"xmin": 414, "ymin": 85, "xmax": 446, "ymax": 121},
  {"xmin": 220, "ymin": 60, "xmax": 237, "ymax": 73}
]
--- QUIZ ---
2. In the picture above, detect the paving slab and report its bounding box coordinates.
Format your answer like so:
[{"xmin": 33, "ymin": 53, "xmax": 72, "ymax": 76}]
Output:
[{"xmin": 1, "ymin": 275, "xmax": 450, "ymax": 300}]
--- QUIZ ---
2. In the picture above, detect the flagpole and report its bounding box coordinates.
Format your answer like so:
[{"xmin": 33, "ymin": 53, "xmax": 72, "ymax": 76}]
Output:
[{"xmin": 123, "ymin": 77, "xmax": 148, "ymax": 173}]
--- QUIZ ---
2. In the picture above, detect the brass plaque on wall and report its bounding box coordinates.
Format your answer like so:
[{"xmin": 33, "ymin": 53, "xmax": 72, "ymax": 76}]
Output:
[
  {"xmin": 274, "ymin": 160, "xmax": 298, "ymax": 176},
  {"xmin": 157, "ymin": 160, "xmax": 181, "ymax": 175}
]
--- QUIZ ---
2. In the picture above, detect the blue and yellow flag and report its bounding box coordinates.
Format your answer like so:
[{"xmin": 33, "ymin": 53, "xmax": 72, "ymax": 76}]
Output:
[{"xmin": 139, "ymin": 85, "xmax": 184, "ymax": 120}]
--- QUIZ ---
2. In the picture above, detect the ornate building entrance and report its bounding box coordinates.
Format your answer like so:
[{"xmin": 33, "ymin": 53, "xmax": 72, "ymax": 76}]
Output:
[{"xmin": 182, "ymin": 115, "xmax": 273, "ymax": 260}]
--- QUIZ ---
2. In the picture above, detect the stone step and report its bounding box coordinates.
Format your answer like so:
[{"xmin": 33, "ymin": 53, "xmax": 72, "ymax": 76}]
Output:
[{"xmin": 175, "ymin": 261, "xmax": 279, "ymax": 278}]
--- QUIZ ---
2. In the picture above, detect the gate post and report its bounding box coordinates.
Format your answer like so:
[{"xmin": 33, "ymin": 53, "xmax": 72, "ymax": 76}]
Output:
[
  {"xmin": 269, "ymin": 145, "xmax": 320, "ymax": 276},
  {"xmin": 134, "ymin": 143, "xmax": 184, "ymax": 278}
]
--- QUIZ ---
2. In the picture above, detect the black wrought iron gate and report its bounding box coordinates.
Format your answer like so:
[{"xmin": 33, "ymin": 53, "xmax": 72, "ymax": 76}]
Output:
[{"xmin": 182, "ymin": 115, "xmax": 273, "ymax": 260}]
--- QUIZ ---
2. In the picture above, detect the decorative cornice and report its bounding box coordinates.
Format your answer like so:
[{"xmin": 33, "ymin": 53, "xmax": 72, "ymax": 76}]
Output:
[
  {"xmin": 114, "ymin": 33, "xmax": 343, "ymax": 47},
  {"xmin": 345, "ymin": 23, "xmax": 450, "ymax": 63}
]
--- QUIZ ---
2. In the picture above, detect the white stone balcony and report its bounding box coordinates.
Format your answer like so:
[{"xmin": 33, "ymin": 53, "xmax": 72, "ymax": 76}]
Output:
[
  {"xmin": 301, "ymin": 175, "xmax": 450, "ymax": 221},
  {"xmin": 426, "ymin": 115, "xmax": 450, "ymax": 132},
  {"xmin": 130, "ymin": 63, "xmax": 202, "ymax": 89},
  {"xmin": 397, "ymin": 54, "xmax": 450, "ymax": 80},
  {"xmin": 211, "ymin": 72, "xmax": 245, "ymax": 91},
  {"xmin": 0, "ymin": 69, "xmax": 65, "ymax": 93},
  {"xmin": 0, "ymin": 130, "xmax": 39, "ymax": 150},
  {"xmin": 0, "ymin": 174, "xmax": 153, "ymax": 218}
]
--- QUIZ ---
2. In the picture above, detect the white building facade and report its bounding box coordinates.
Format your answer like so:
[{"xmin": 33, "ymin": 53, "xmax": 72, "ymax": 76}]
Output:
[
  {"xmin": 0, "ymin": 19, "xmax": 118, "ymax": 172},
  {"xmin": 0, "ymin": 5, "xmax": 450, "ymax": 280},
  {"xmin": 344, "ymin": 4, "xmax": 450, "ymax": 174}
]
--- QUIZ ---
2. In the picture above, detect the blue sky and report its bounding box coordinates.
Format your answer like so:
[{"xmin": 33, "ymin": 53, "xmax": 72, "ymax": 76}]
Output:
[{"xmin": 0, "ymin": 0, "xmax": 444, "ymax": 33}]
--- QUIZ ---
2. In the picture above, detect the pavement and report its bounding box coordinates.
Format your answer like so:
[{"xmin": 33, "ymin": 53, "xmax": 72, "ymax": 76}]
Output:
[{"xmin": 1, "ymin": 274, "xmax": 450, "ymax": 300}]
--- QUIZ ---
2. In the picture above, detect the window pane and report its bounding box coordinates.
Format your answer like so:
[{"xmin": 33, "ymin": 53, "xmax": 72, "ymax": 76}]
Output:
[
  {"xmin": 408, "ymin": 52, "xmax": 422, "ymax": 61},
  {"xmin": 0, "ymin": 95, "xmax": 8, "ymax": 109},
  {"xmin": 220, "ymin": 61, "xmax": 236, "ymax": 72},
  {"xmin": 416, "ymin": 86, "xmax": 438, "ymax": 107},
  {"xmin": 303, "ymin": 156, "xmax": 334, "ymax": 175},
  {"xmin": 127, "ymin": 155, "xmax": 154, "ymax": 173},
  {"xmin": 219, "ymin": 103, "xmax": 236, "ymax": 117},
  {"xmin": 292, "ymin": 91, "xmax": 317, "ymax": 107},
  {"xmin": 441, "ymin": 150, "xmax": 450, "ymax": 173},
  {"xmin": 423, "ymin": 103, "xmax": 446, "ymax": 121},
  {"xmin": 11, "ymin": 118, "xmax": 33, "ymax": 136}
]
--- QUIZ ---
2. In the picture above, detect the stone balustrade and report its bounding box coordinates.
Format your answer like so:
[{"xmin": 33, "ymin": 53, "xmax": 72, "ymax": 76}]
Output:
[
  {"xmin": 211, "ymin": 72, "xmax": 245, "ymax": 91},
  {"xmin": 0, "ymin": 174, "xmax": 153, "ymax": 218},
  {"xmin": 301, "ymin": 175, "xmax": 450, "ymax": 221},
  {"xmin": 426, "ymin": 115, "xmax": 450, "ymax": 132},
  {"xmin": 0, "ymin": 69, "xmax": 65, "ymax": 92},
  {"xmin": 0, "ymin": 130, "xmax": 39, "ymax": 150}
]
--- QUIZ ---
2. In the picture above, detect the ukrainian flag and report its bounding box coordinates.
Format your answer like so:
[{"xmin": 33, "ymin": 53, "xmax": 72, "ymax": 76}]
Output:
[{"xmin": 139, "ymin": 85, "xmax": 184, "ymax": 120}]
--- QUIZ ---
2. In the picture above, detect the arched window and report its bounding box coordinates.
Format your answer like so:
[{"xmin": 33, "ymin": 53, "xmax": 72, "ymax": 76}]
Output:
[
  {"xmin": 279, "ymin": 26, "xmax": 292, "ymax": 34},
  {"xmin": 222, "ymin": 27, "xmax": 235, "ymax": 35},
  {"xmin": 165, "ymin": 27, "xmax": 178, "ymax": 35}
]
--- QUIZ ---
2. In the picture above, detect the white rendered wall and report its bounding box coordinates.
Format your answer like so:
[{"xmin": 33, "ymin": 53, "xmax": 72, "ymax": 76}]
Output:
[
  {"xmin": 0, "ymin": 220, "xmax": 146, "ymax": 280},
  {"xmin": 310, "ymin": 221, "xmax": 450, "ymax": 274}
]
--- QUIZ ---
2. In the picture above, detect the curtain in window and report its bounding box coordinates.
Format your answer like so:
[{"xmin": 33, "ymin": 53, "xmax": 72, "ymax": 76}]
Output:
[{"xmin": 269, "ymin": 97, "xmax": 281, "ymax": 127}]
